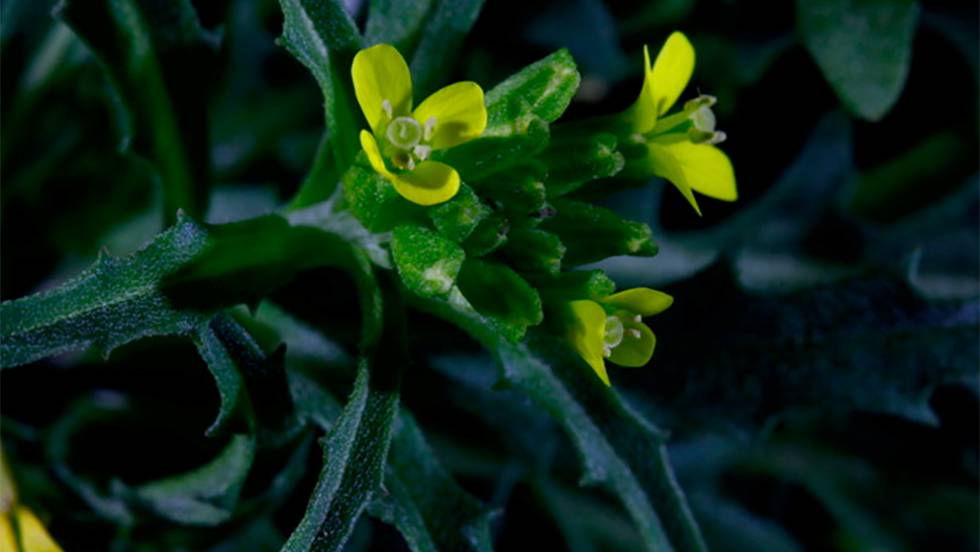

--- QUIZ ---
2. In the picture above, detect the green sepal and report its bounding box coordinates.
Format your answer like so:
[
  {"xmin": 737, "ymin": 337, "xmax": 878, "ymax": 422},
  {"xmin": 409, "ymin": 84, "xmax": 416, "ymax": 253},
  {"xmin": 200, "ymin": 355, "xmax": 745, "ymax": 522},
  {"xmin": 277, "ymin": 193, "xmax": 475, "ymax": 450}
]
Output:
[
  {"xmin": 541, "ymin": 200, "xmax": 657, "ymax": 266},
  {"xmin": 484, "ymin": 48, "xmax": 580, "ymax": 136},
  {"xmin": 342, "ymin": 161, "xmax": 425, "ymax": 232},
  {"xmin": 427, "ymin": 183, "xmax": 492, "ymax": 242},
  {"xmin": 540, "ymin": 131, "xmax": 625, "ymax": 197},
  {"xmin": 463, "ymin": 212, "xmax": 510, "ymax": 258},
  {"xmin": 391, "ymin": 224, "xmax": 465, "ymax": 299},
  {"xmin": 529, "ymin": 269, "xmax": 617, "ymax": 304},
  {"xmin": 456, "ymin": 259, "xmax": 543, "ymax": 342},
  {"xmin": 434, "ymin": 116, "xmax": 550, "ymax": 183},
  {"xmin": 501, "ymin": 228, "xmax": 565, "ymax": 276}
]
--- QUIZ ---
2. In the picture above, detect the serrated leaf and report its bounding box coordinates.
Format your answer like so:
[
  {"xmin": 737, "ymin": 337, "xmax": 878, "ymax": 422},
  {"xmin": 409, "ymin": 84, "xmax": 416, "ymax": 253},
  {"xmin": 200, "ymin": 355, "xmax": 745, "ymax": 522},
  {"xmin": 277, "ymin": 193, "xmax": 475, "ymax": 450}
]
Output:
[
  {"xmin": 408, "ymin": 0, "xmax": 485, "ymax": 98},
  {"xmin": 283, "ymin": 356, "xmax": 401, "ymax": 551},
  {"xmin": 1, "ymin": 215, "xmax": 211, "ymax": 369},
  {"xmin": 56, "ymin": 0, "xmax": 216, "ymax": 222},
  {"xmin": 797, "ymin": 0, "xmax": 919, "ymax": 121},
  {"xmin": 542, "ymin": 200, "xmax": 657, "ymax": 266},
  {"xmin": 368, "ymin": 410, "xmax": 495, "ymax": 552},
  {"xmin": 391, "ymin": 224, "xmax": 466, "ymax": 299},
  {"xmin": 279, "ymin": 0, "xmax": 363, "ymax": 200},
  {"xmin": 645, "ymin": 264, "xmax": 980, "ymax": 426},
  {"xmin": 484, "ymin": 48, "xmax": 580, "ymax": 137}
]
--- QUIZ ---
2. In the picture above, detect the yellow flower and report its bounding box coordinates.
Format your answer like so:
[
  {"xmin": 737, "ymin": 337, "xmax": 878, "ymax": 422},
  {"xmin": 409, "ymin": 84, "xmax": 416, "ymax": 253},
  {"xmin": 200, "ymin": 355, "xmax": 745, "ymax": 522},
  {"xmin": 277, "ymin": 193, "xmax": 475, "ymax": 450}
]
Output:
[
  {"xmin": 1, "ymin": 446, "xmax": 62, "ymax": 552},
  {"xmin": 566, "ymin": 287, "xmax": 673, "ymax": 386},
  {"xmin": 623, "ymin": 32, "xmax": 737, "ymax": 216},
  {"xmin": 352, "ymin": 44, "xmax": 488, "ymax": 206}
]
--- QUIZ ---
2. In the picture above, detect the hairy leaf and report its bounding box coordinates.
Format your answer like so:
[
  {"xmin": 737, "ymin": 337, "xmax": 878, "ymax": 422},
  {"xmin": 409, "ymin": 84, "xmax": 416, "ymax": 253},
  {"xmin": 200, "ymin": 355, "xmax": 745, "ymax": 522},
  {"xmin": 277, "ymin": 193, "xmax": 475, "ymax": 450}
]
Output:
[
  {"xmin": 797, "ymin": 0, "xmax": 919, "ymax": 121},
  {"xmin": 484, "ymin": 49, "xmax": 580, "ymax": 136}
]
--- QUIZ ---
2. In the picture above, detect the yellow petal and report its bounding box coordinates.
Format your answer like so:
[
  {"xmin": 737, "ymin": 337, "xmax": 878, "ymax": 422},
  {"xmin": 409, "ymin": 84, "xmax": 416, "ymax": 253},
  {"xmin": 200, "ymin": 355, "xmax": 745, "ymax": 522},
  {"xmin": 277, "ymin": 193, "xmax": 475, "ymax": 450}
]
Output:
[
  {"xmin": 651, "ymin": 31, "xmax": 695, "ymax": 116},
  {"xmin": 352, "ymin": 44, "xmax": 413, "ymax": 133},
  {"xmin": 390, "ymin": 161, "xmax": 460, "ymax": 206},
  {"xmin": 567, "ymin": 300, "xmax": 610, "ymax": 386},
  {"xmin": 15, "ymin": 507, "xmax": 63, "ymax": 552},
  {"xmin": 1, "ymin": 513, "xmax": 15, "ymax": 552},
  {"xmin": 603, "ymin": 288, "xmax": 673, "ymax": 317},
  {"xmin": 608, "ymin": 320, "xmax": 655, "ymax": 368},
  {"xmin": 649, "ymin": 135, "xmax": 737, "ymax": 202},
  {"xmin": 628, "ymin": 45, "xmax": 659, "ymax": 132},
  {"xmin": 412, "ymin": 81, "xmax": 487, "ymax": 150},
  {"xmin": 359, "ymin": 130, "xmax": 394, "ymax": 178}
]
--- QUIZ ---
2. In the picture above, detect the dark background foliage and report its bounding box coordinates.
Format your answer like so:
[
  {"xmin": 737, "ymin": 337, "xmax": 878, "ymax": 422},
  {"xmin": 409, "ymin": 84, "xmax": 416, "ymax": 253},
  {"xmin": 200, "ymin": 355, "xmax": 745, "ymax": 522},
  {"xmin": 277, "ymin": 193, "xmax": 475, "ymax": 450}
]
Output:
[{"xmin": 2, "ymin": 0, "xmax": 977, "ymax": 550}]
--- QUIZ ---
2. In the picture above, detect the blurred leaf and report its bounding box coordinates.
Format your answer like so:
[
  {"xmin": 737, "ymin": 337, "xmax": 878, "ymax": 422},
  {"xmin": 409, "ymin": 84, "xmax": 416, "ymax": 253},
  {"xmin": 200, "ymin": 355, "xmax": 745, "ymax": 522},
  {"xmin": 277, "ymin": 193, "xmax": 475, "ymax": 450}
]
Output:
[
  {"xmin": 365, "ymin": 0, "xmax": 437, "ymax": 55},
  {"xmin": 797, "ymin": 0, "xmax": 919, "ymax": 121},
  {"xmin": 368, "ymin": 410, "xmax": 495, "ymax": 552},
  {"xmin": 278, "ymin": 0, "xmax": 363, "ymax": 205},
  {"xmin": 408, "ymin": 0, "xmax": 485, "ymax": 98},
  {"xmin": 57, "ymin": 0, "xmax": 217, "ymax": 222},
  {"xmin": 647, "ymin": 264, "xmax": 980, "ymax": 427},
  {"xmin": 134, "ymin": 433, "xmax": 255, "ymax": 526},
  {"xmin": 484, "ymin": 49, "xmax": 580, "ymax": 136}
]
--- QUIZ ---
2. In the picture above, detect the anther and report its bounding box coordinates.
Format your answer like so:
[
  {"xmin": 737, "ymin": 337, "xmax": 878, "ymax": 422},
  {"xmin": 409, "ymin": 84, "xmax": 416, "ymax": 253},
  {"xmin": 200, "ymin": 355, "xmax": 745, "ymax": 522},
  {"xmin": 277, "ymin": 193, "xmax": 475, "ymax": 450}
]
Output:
[
  {"xmin": 413, "ymin": 145, "xmax": 432, "ymax": 161},
  {"xmin": 627, "ymin": 329, "xmax": 642, "ymax": 339},
  {"xmin": 381, "ymin": 99, "xmax": 393, "ymax": 119}
]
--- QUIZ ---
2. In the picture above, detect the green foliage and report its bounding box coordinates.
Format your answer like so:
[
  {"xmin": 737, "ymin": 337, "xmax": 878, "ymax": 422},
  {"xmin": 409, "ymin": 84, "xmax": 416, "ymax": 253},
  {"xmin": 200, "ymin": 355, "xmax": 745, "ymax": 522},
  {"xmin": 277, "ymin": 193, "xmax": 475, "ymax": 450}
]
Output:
[
  {"xmin": 2, "ymin": 1, "xmax": 976, "ymax": 551},
  {"xmin": 797, "ymin": 0, "xmax": 919, "ymax": 121}
]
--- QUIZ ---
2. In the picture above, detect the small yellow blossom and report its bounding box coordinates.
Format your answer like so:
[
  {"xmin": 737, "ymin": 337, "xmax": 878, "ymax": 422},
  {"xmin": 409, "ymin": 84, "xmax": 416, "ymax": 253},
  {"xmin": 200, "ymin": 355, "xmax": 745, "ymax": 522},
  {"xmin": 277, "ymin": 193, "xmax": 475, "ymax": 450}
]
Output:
[
  {"xmin": 1, "ymin": 446, "xmax": 62, "ymax": 552},
  {"xmin": 623, "ymin": 32, "xmax": 737, "ymax": 215},
  {"xmin": 566, "ymin": 287, "xmax": 673, "ymax": 386},
  {"xmin": 352, "ymin": 44, "xmax": 488, "ymax": 206}
]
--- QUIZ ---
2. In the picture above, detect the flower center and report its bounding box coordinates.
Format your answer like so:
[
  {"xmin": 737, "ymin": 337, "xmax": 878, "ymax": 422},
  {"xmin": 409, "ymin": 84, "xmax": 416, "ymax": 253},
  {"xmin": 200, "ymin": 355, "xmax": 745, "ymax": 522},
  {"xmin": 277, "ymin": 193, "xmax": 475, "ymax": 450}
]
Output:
[
  {"xmin": 603, "ymin": 315, "xmax": 624, "ymax": 357},
  {"xmin": 386, "ymin": 116, "xmax": 422, "ymax": 150}
]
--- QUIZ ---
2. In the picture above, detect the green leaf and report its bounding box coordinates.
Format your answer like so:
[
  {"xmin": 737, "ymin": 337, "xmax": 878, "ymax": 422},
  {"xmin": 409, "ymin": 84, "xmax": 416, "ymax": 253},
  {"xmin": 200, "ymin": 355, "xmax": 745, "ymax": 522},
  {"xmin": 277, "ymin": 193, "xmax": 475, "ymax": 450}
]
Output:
[
  {"xmin": 456, "ymin": 259, "xmax": 543, "ymax": 341},
  {"xmin": 1, "ymin": 214, "xmax": 211, "ymax": 368},
  {"xmin": 283, "ymin": 352, "xmax": 402, "ymax": 550},
  {"xmin": 391, "ymin": 224, "xmax": 466, "ymax": 299},
  {"xmin": 368, "ymin": 410, "xmax": 495, "ymax": 552},
  {"xmin": 797, "ymin": 0, "xmax": 919, "ymax": 121},
  {"xmin": 501, "ymin": 228, "xmax": 566, "ymax": 276},
  {"xmin": 134, "ymin": 433, "xmax": 256, "ymax": 526},
  {"xmin": 647, "ymin": 265, "xmax": 980, "ymax": 427},
  {"xmin": 541, "ymin": 200, "xmax": 657, "ymax": 266},
  {"xmin": 473, "ymin": 166, "xmax": 548, "ymax": 219},
  {"xmin": 56, "ymin": 0, "xmax": 216, "ymax": 222},
  {"xmin": 428, "ymin": 184, "xmax": 492, "ymax": 242},
  {"xmin": 484, "ymin": 48, "xmax": 581, "ymax": 136},
  {"xmin": 278, "ymin": 0, "xmax": 364, "ymax": 194},
  {"xmin": 463, "ymin": 212, "xmax": 510, "ymax": 258},
  {"xmin": 408, "ymin": 0, "xmax": 485, "ymax": 98},
  {"xmin": 365, "ymin": 0, "xmax": 437, "ymax": 56},
  {"xmin": 342, "ymin": 162, "xmax": 426, "ymax": 232}
]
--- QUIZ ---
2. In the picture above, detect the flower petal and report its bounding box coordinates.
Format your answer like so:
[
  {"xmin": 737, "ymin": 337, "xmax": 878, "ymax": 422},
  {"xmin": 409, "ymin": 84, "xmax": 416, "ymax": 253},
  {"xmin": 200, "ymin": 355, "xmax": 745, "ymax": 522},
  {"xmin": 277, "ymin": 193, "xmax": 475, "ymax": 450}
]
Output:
[
  {"xmin": 647, "ymin": 135, "xmax": 737, "ymax": 214},
  {"xmin": 412, "ymin": 81, "xmax": 487, "ymax": 150},
  {"xmin": 390, "ymin": 161, "xmax": 460, "ymax": 206},
  {"xmin": 627, "ymin": 45, "xmax": 659, "ymax": 132},
  {"xmin": 567, "ymin": 300, "xmax": 610, "ymax": 386},
  {"xmin": 360, "ymin": 130, "xmax": 393, "ymax": 178},
  {"xmin": 603, "ymin": 288, "xmax": 673, "ymax": 317},
  {"xmin": 15, "ymin": 506, "xmax": 63, "ymax": 552},
  {"xmin": 608, "ymin": 320, "xmax": 655, "ymax": 367},
  {"xmin": 352, "ymin": 44, "xmax": 412, "ymax": 133},
  {"xmin": 651, "ymin": 31, "xmax": 695, "ymax": 116}
]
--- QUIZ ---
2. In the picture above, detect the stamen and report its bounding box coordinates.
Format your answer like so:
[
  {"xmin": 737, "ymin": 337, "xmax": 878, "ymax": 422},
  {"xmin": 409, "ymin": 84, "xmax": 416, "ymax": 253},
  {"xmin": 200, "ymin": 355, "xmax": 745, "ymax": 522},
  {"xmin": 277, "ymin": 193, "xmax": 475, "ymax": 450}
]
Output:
[
  {"xmin": 627, "ymin": 329, "xmax": 642, "ymax": 339},
  {"xmin": 633, "ymin": 314, "xmax": 642, "ymax": 322},
  {"xmin": 381, "ymin": 99, "xmax": 393, "ymax": 119},
  {"xmin": 708, "ymin": 131, "xmax": 727, "ymax": 145},
  {"xmin": 603, "ymin": 345, "xmax": 612, "ymax": 358},
  {"xmin": 423, "ymin": 117, "xmax": 437, "ymax": 141},
  {"xmin": 413, "ymin": 145, "xmax": 432, "ymax": 161}
]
